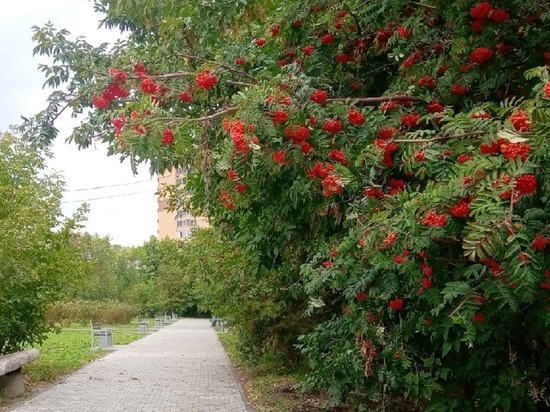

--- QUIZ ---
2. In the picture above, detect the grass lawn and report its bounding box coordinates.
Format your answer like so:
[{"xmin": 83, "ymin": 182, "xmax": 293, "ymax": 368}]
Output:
[{"xmin": 22, "ymin": 322, "xmax": 145, "ymax": 384}]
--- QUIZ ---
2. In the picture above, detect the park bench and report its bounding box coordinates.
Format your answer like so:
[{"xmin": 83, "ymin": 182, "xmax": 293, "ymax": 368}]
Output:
[
  {"xmin": 90, "ymin": 320, "xmax": 113, "ymax": 349},
  {"xmin": 0, "ymin": 349, "xmax": 39, "ymax": 397}
]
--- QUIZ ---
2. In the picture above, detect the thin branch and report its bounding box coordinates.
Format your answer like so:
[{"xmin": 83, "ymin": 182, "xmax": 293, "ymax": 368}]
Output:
[
  {"xmin": 325, "ymin": 95, "xmax": 421, "ymax": 104},
  {"xmin": 145, "ymin": 71, "xmax": 194, "ymax": 80},
  {"xmin": 51, "ymin": 94, "xmax": 82, "ymax": 123},
  {"xmin": 449, "ymin": 285, "xmax": 480, "ymax": 318},
  {"xmin": 393, "ymin": 131, "xmax": 486, "ymax": 144},
  {"xmin": 189, "ymin": 107, "xmax": 238, "ymax": 122},
  {"xmin": 226, "ymin": 80, "xmax": 257, "ymax": 88},
  {"xmin": 179, "ymin": 53, "xmax": 257, "ymax": 82}
]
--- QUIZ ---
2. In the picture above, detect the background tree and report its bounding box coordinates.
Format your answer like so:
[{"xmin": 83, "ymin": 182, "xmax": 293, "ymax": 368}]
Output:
[{"xmin": 0, "ymin": 132, "xmax": 85, "ymax": 354}]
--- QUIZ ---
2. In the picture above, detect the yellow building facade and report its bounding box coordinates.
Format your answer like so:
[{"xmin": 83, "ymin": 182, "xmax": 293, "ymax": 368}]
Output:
[{"xmin": 157, "ymin": 167, "xmax": 209, "ymax": 240}]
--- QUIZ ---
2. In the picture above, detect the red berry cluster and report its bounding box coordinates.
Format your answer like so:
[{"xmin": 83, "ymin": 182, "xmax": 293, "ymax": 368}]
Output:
[
  {"xmin": 427, "ymin": 101, "xmax": 444, "ymax": 113},
  {"xmin": 418, "ymin": 76, "xmax": 437, "ymax": 89},
  {"xmin": 482, "ymin": 257, "xmax": 502, "ymax": 276},
  {"xmin": 471, "ymin": 313, "xmax": 485, "ymax": 323},
  {"xmin": 421, "ymin": 210, "xmax": 447, "ymax": 227},
  {"xmin": 227, "ymin": 169, "xmax": 238, "ymax": 181},
  {"xmin": 515, "ymin": 174, "xmax": 537, "ymax": 195},
  {"xmin": 468, "ymin": 47, "xmax": 494, "ymax": 65},
  {"xmin": 381, "ymin": 232, "xmax": 397, "ymax": 248},
  {"xmin": 480, "ymin": 141, "xmax": 499, "ymax": 154},
  {"xmin": 414, "ymin": 152, "xmax": 427, "ymax": 162},
  {"xmin": 347, "ymin": 110, "xmax": 365, "ymax": 125},
  {"xmin": 451, "ymin": 83, "xmax": 469, "ymax": 96},
  {"xmin": 255, "ymin": 38, "xmax": 266, "ymax": 47},
  {"xmin": 401, "ymin": 112, "xmax": 421, "ymax": 128},
  {"xmin": 389, "ymin": 298, "xmax": 404, "ymax": 310},
  {"xmin": 374, "ymin": 139, "xmax": 399, "ymax": 168},
  {"xmin": 92, "ymin": 68, "xmax": 130, "ymax": 109},
  {"xmin": 223, "ymin": 118, "xmax": 251, "ymax": 153},
  {"xmin": 311, "ymin": 89, "xmax": 328, "ymax": 103},
  {"xmin": 284, "ymin": 125, "xmax": 310, "ymax": 143},
  {"xmin": 544, "ymin": 83, "xmax": 550, "ymax": 99},
  {"xmin": 235, "ymin": 57, "xmax": 246, "ymax": 65},
  {"xmin": 307, "ymin": 162, "xmax": 334, "ymax": 179},
  {"xmin": 499, "ymin": 141, "xmax": 531, "ymax": 161},
  {"xmin": 532, "ymin": 235, "xmax": 549, "ymax": 251},
  {"xmin": 269, "ymin": 110, "xmax": 289, "ymax": 125},
  {"xmin": 355, "ymin": 292, "xmax": 367, "ymax": 301},
  {"xmin": 378, "ymin": 127, "xmax": 398, "ymax": 139},
  {"xmin": 321, "ymin": 174, "xmax": 344, "ymax": 196},
  {"xmin": 219, "ymin": 189, "xmax": 235, "ymax": 209},
  {"xmin": 161, "ymin": 129, "xmax": 174, "ymax": 145},
  {"xmin": 322, "ymin": 119, "xmax": 343, "ymax": 134},
  {"xmin": 178, "ymin": 90, "xmax": 193, "ymax": 102},
  {"xmin": 319, "ymin": 33, "xmax": 335, "ymax": 44},
  {"xmin": 140, "ymin": 78, "xmax": 158, "ymax": 94},
  {"xmin": 273, "ymin": 150, "xmax": 285, "ymax": 164},
  {"xmin": 457, "ymin": 154, "xmax": 474, "ymax": 164},
  {"xmin": 450, "ymin": 198, "xmax": 472, "ymax": 218},
  {"xmin": 330, "ymin": 149, "xmax": 347, "ymax": 164},
  {"xmin": 363, "ymin": 187, "xmax": 384, "ymax": 199},
  {"xmin": 509, "ymin": 110, "xmax": 531, "ymax": 132},
  {"xmin": 196, "ymin": 72, "xmax": 217, "ymax": 90}
]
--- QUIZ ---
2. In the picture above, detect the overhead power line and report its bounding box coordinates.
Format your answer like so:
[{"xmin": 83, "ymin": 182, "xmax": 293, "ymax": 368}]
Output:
[
  {"xmin": 64, "ymin": 174, "xmax": 173, "ymax": 192},
  {"xmin": 62, "ymin": 189, "xmax": 156, "ymax": 204}
]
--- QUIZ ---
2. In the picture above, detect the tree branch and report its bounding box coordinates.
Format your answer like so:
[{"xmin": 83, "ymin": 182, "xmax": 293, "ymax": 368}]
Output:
[
  {"xmin": 226, "ymin": 80, "xmax": 257, "ymax": 88},
  {"xmin": 189, "ymin": 107, "xmax": 238, "ymax": 122},
  {"xmin": 51, "ymin": 94, "xmax": 82, "ymax": 123},
  {"xmin": 449, "ymin": 285, "xmax": 480, "ymax": 318},
  {"xmin": 325, "ymin": 95, "xmax": 421, "ymax": 104},
  {"xmin": 393, "ymin": 131, "xmax": 486, "ymax": 144},
  {"xmin": 179, "ymin": 53, "xmax": 257, "ymax": 82}
]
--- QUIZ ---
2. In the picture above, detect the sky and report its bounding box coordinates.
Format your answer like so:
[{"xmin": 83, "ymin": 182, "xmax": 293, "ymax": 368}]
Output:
[{"xmin": 0, "ymin": 0, "xmax": 158, "ymax": 246}]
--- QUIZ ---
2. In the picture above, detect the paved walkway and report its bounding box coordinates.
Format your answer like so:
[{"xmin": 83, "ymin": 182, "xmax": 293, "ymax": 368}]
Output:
[{"xmin": 12, "ymin": 319, "xmax": 251, "ymax": 412}]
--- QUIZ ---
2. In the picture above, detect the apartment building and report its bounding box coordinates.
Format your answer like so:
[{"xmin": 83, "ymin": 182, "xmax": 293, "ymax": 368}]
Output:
[{"xmin": 157, "ymin": 167, "xmax": 209, "ymax": 240}]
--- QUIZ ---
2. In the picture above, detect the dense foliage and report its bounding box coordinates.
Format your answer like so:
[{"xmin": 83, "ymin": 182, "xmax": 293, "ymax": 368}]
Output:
[
  {"xmin": 0, "ymin": 133, "xmax": 82, "ymax": 354},
  {"xmin": 24, "ymin": 0, "xmax": 550, "ymax": 410}
]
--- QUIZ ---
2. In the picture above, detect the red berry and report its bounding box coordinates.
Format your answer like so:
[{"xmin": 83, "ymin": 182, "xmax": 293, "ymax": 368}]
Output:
[
  {"xmin": 401, "ymin": 113, "xmax": 421, "ymax": 128},
  {"xmin": 471, "ymin": 313, "xmax": 485, "ymax": 323},
  {"xmin": 255, "ymin": 38, "xmax": 267, "ymax": 47},
  {"xmin": 330, "ymin": 149, "xmax": 347, "ymax": 164},
  {"xmin": 451, "ymin": 83, "xmax": 469, "ymax": 96},
  {"xmin": 347, "ymin": 110, "xmax": 365, "ymax": 125},
  {"xmin": 320, "ymin": 33, "xmax": 335, "ymax": 44},
  {"xmin": 303, "ymin": 45, "xmax": 315, "ymax": 56},
  {"xmin": 532, "ymin": 235, "xmax": 549, "ymax": 251},
  {"xmin": 273, "ymin": 151, "xmax": 285, "ymax": 164},
  {"xmin": 92, "ymin": 95, "xmax": 110, "ymax": 109},
  {"xmin": 509, "ymin": 110, "xmax": 531, "ymax": 132},
  {"xmin": 235, "ymin": 57, "xmax": 246, "ymax": 65},
  {"xmin": 470, "ymin": 2, "xmax": 493, "ymax": 19},
  {"xmin": 389, "ymin": 298, "xmax": 404, "ymax": 310},
  {"xmin": 196, "ymin": 72, "xmax": 217, "ymax": 90},
  {"xmin": 469, "ymin": 47, "xmax": 494, "ymax": 65},
  {"xmin": 311, "ymin": 90, "xmax": 328, "ymax": 104},
  {"xmin": 490, "ymin": 9, "xmax": 509, "ymax": 23},
  {"xmin": 450, "ymin": 199, "xmax": 472, "ymax": 218},
  {"xmin": 322, "ymin": 119, "xmax": 343, "ymax": 134},
  {"xmin": 161, "ymin": 129, "xmax": 174, "ymax": 145},
  {"xmin": 515, "ymin": 174, "xmax": 537, "ymax": 195}
]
